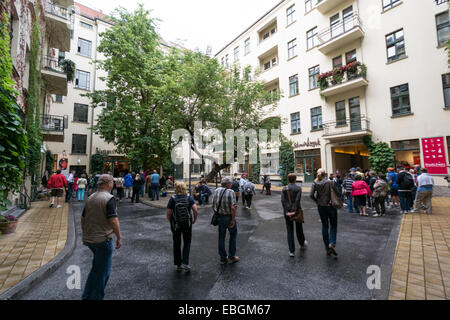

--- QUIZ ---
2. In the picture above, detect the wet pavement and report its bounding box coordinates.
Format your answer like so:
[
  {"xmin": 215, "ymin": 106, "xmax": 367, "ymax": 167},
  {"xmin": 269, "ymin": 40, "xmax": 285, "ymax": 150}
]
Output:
[{"xmin": 19, "ymin": 191, "xmax": 402, "ymax": 300}]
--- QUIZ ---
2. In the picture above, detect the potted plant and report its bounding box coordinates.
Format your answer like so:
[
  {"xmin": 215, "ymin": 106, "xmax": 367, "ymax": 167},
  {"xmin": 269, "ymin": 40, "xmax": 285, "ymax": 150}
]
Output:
[
  {"xmin": 332, "ymin": 67, "xmax": 345, "ymax": 85},
  {"xmin": 0, "ymin": 215, "xmax": 18, "ymax": 235}
]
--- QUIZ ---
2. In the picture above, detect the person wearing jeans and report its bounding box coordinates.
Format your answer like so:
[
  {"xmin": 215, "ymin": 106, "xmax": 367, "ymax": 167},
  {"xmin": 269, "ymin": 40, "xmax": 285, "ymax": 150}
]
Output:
[
  {"xmin": 213, "ymin": 177, "xmax": 239, "ymax": 264},
  {"xmin": 342, "ymin": 174, "xmax": 359, "ymax": 214},
  {"xmin": 310, "ymin": 168, "xmax": 340, "ymax": 257},
  {"xmin": 397, "ymin": 167, "xmax": 414, "ymax": 214},
  {"xmin": 65, "ymin": 171, "xmax": 75, "ymax": 202},
  {"xmin": 150, "ymin": 170, "xmax": 160, "ymax": 201},
  {"xmin": 81, "ymin": 174, "xmax": 121, "ymax": 300}
]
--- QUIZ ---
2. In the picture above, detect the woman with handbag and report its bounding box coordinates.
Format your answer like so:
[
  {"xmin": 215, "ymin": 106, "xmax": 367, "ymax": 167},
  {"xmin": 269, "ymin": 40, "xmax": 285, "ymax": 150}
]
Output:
[
  {"xmin": 281, "ymin": 173, "xmax": 307, "ymax": 257},
  {"xmin": 310, "ymin": 168, "xmax": 341, "ymax": 257}
]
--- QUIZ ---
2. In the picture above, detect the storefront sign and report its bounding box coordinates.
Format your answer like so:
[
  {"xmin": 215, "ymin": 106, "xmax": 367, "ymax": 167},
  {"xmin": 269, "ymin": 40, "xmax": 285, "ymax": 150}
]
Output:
[
  {"xmin": 421, "ymin": 137, "xmax": 448, "ymax": 175},
  {"xmin": 293, "ymin": 138, "xmax": 321, "ymax": 149}
]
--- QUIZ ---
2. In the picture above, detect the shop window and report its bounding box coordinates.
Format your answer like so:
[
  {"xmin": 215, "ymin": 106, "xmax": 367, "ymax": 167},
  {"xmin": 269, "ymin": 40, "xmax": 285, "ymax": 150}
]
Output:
[{"xmin": 391, "ymin": 139, "xmax": 420, "ymax": 151}]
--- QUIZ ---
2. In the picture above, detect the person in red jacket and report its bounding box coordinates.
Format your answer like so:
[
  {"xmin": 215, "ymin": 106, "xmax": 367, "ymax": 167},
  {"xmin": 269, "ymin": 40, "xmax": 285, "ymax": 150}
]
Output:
[
  {"xmin": 47, "ymin": 169, "xmax": 68, "ymax": 208},
  {"xmin": 351, "ymin": 175, "xmax": 373, "ymax": 216}
]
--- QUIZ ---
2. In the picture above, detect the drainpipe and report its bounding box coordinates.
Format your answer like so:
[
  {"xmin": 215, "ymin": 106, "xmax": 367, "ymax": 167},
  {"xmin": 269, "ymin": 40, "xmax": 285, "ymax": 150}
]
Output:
[{"xmin": 89, "ymin": 19, "xmax": 99, "ymax": 173}]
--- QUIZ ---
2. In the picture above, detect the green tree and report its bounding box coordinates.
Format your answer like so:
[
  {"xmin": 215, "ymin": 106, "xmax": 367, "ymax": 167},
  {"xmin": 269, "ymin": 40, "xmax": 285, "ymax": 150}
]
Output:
[
  {"xmin": 279, "ymin": 139, "xmax": 295, "ymax": 185},
  {"xmin": 364, "ymin": 136, "xmax": 395, "ymax": 174},
  {"xmin": 90, "ymin": 152, "xmax": 107, "ymax": 174},
  {"xmin": 86, "ymin": 4, "xmax": 169, "ymax": 170},
  {"xmin": 45, "ymin": 150, "xmax": 54, "ymax": 174}
]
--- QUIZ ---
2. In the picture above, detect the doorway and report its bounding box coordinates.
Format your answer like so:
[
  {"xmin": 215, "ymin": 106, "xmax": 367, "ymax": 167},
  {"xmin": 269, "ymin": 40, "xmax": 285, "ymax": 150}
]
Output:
[{"xmin": 295, "ymin": 149, "xmax": 321, "ymax": 183}]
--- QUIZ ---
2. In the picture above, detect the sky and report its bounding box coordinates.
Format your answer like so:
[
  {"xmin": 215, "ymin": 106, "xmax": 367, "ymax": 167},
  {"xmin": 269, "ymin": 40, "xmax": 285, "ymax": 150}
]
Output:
[{"xmin": 75, "ymin": 0, "xmax": 281, "ymax": 55}]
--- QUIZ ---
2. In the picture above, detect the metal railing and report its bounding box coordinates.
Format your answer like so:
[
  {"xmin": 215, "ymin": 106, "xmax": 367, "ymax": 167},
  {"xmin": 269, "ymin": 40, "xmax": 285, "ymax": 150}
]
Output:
[
  {"xmin": 317, "ymin": 14, "xmax": 363, "ymax": 45},
  {"xmin": 41, "ymin": 115, "xmax": 65, "ymax": 133},
  {"xmin": 322, "ymin": 116, "xmax": 370, "ymax": 137},
  {"xmin": 42, "ymin": 55, "xmax": 65, "ymax": 74},
  {"xmin": 436, "ymin": 0, "xmax": 449, "ymax": 5},
  {"xmin": 44, "ymin": 1, "xmax": 70, "ymax": 21}
]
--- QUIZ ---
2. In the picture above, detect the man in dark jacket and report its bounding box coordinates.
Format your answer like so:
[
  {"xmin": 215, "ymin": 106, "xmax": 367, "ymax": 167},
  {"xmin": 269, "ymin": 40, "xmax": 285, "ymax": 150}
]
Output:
[
  {"xmin": 131, "ymin": 172, "xmax": 144, "ymax": 203},
  {"xmin": 397, "ymin": 167, "xmax": 414, "ymax": 213}
]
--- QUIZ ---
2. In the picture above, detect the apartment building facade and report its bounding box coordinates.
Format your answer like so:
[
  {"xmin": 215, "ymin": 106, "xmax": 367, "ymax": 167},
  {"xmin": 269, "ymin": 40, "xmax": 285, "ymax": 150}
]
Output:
[{"xmin": 215, "ymin": 0, "xmax": 450, "ymax": 185}]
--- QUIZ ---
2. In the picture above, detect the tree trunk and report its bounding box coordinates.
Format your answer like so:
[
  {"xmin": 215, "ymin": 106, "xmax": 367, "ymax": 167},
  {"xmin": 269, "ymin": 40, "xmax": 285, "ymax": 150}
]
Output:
[{"xmin": 206, "ymin": 163, "xmax": 230, "ymax": 182}]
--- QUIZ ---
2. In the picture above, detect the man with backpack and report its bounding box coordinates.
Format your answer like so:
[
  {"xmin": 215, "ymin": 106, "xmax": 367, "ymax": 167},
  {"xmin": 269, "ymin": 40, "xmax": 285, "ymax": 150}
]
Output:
[
  {"xmin": 397, "ymin": 167, "xmax": 415, "ymax": 214},
  {"xmin": 166, "ymin": 181, "xmax": 198, "ymax": 273},
  {"xmin": 243, "ymin": 180, "xmax": 256, "ymax": 209}
]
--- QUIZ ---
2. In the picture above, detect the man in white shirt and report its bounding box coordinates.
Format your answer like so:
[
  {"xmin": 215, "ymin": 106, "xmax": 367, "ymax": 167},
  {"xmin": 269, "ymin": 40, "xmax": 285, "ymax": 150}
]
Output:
[
  {"xmin": 413, "ymin": 168, "xmax": 434, "ymax": 214},
  {"xmin": 65, "ymin": 170, "xmax": 75, "ymax": 202},
  {"xmin": 239, "ymin": 173, "xmax": 248, "ymax": 206}
]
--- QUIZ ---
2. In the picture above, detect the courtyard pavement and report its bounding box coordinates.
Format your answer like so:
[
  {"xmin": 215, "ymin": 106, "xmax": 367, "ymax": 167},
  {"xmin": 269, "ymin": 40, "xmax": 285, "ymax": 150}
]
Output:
[{"xmin": 18, "ymin": 191, "xmax": 403, "ymax": 300}]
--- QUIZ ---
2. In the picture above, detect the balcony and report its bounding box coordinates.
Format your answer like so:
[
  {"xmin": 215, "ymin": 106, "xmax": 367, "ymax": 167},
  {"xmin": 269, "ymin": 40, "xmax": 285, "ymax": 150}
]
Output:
[
  {"xmin": 41, "ymin": 56, "xmax": 68, "ymax": 95},
  {"xmin": 44, "ymin": 1, "xmax": 72, "ymax": 52},
  {"xmin": 41, "ymin": 115, "xmax": 66, "ymax": 143},
  {"xmin": 323, "ymin": 116, "xmax": 371, "ymax": 141},
  {"xmin": 318, "ymin": 61, "xmax": 368, "ymax": 97},
  {"xmin": 54, "ymin": 0, "xmax": 74, "ymax": 6},
  {"xmin": 317, "ymin": 14, "xmax": 364, "ymax": 55},
  {"xmin": 316, "ymin": 0, "xmax": 348, "ymax": 14}
]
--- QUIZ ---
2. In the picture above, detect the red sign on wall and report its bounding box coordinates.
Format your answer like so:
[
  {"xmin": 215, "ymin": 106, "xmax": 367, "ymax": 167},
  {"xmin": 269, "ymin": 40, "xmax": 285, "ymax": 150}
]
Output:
[{"xmin": 421, "ymin": 137, "xmax": 448, "ymax": 175}]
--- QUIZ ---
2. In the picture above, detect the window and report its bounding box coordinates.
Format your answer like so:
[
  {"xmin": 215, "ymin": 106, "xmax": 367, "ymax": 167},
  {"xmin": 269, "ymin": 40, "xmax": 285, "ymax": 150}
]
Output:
[
  {"xmin": 335, "ymin": 101, "xmax": 346, "ymax": 126},
  {"xmin": 391, "ymin": 139, "xmax": 420, "ymax": 151},
  {"xmin": 225, "ymin": 54, "xmax": 229, "ymax": 68},
  {"xmin": 77, "ymin": 38, "xmax": 92, "ymax": 58},
  {"xmin": 287, "ymin": 5, "xmax": 296, "ymax": 25},
  {"xmin": 382, "ymin": 0, "xmax": 402, "ymax": 11},
  {"xmin": 343, "ymin": 5, "xmax": 354, "ymax": 32},
  {"xmin": 55, "ymin": 95, "xmax": 62, "ymax": 103},
  {"xmin": 345, "ymin": 49, "xmax": 357, "ymax": 64},
  {"xmin": 305, "ymin": 0, "xmax": 313, "ymax": 13},
  {"xmin": 263, "ymin": 32, "xmax": 270, "ymax": 40},
  {"xmin": 73, "ymin": 103, "xmax": 88, "ymax": 123},
  {"xmin": 58, "ymin": 51, "xmax": 65, "ymax": 65},
  {"xmin": 332, "ymin": 56, "xmax": 343, "ymax": 68},
  {"xmin": 75, "ymin": 70, "xmax": 90, "ymax": 90},
  {"xmin": 264, "ymin": 61, "xmax": 271, "ymax": 70},
  {"xmin": 309, "ymin": 66, "xmax": 320, "ymax": 89},
  {"xmin": 386, "ymin": 29, "xmax": 406, "ymax": 62},
  {"xmin": 289, "ymin": 75, "xmax": 299, "ymax": 96},
  {"xmin": 311, "ymin": 106, "xmax": 323, "ymax": 130},
  {"xmin": 263, "ymin": 57, "xmax": 277, "ymax": 70},
  {"xmin": 221, "ymin": 57, "xmax": 224, "ymax": 67},
  {"xmin": 307, "ymin": 27, "xmax": 318, "ymax": 50},
  {"xmin": 72, "ymin": 134, "xmax": 87, "ymax": 154},
  {"xmin": 436, "ymin": 11, "xmax": 449, "ymax": 47},
  {"xmin": 443, "ymin": 73, "xmax": 450, "ymax": 108},
  {"xmin": 288, "ymin": 39, "xmax": 297, "ymax": 59},
  {"xmin": 272, "ymin": 57, "xmax": 277, "ymax": 66},
  {"xmin": 80, "ymin": 21, "xmax": 93, "ymax": 29},
  {"xmin": 234, "ymin": 46, "xmax": 239, "ymax": 61},
  {"xmin": 245, "ymin": 38, "xmax": 251, "ymax": 54},
  {"xmin": 391, "ymin": 84, "xmax": 411, "ymax": 115},
  {"xmin": 330, "ymin": 13, "xmax": 340, "ymax": 38},
  {"xmin": 291, "ymin": 112, "xmax": 301, "ymax": 134}
]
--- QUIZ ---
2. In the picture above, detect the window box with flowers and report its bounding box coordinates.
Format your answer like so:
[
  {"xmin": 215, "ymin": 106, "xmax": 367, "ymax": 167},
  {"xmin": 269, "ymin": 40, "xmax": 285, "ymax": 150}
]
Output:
[{"xmin": 318, "ymin": 61, "xmax": 367, "ymax": 92}]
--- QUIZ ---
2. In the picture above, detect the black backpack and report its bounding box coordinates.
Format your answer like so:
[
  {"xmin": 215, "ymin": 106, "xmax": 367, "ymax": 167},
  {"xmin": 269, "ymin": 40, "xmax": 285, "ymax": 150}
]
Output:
[
  {"xmin": 244, "ymin": 185, "xmax": 252, "ymax": 195},
  {"xmin": 404, "ymin": 173, "xmax": 415, "ymax": 189},
  {"xmin": 172, "ymin": 196, "xmax": 191, "ymax": 231}
]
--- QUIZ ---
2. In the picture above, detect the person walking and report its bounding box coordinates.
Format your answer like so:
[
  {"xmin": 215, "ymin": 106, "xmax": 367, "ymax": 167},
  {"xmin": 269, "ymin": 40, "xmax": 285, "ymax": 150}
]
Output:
[
  {"xmin": 124, "ymin": 171, "xmax": 133, "ymax": 199},
  {"xmin": 115, "ymin": 173, "xmax": 124, "ymax": 201},
  {"xmin": 397, "ymin": 167, "xmax": 414, "ymax": 214},
  {"xmin": 263, "ymin": 174, "xmax": 271, "ymax": 195},
  {"xmin": 139, "ymin": 170, "xmax": 146, "ymax": 198},
  {"xmin": 47, "ymin": 169, "xmax": 67, "ymax": 208},
  {"xmin": 281, "ymin": 173, "xmax": 307, "ymax": 257},
  {"xmin": 150, "ymin": 170, "xmax": 161, "ymax": 201},
  {"xmin": 368, "ymin": 171, "xmax": 377, "ymax": 212},
  {"xmin": 342, "ymin": 174, "xmax": 359, "ymax": 214},
  {"xmin": 242, "ymin": 179, "xmax": 256, "ymax": 209},
  {"xmin": 239, "ymin": 173, "xmax": 248, "ymax": 206},
  {"xmin": 260, "ymin": 175, "xmax": 266, "ymax": 194},
  {"xmin": 232, "ymin": 174, "xmax": 240, "ymax": 204},
  {"xmin": 351, "ymin": 175, "xmax": 373, "ymax": 216},
  {"xmin": 213, "ymin": 177, "xmax": 239, "ymax": 265},
  {"xmin": 81, "ymin": 174, "xmax": 122, "ymax": 300},
  {"xmin": 413, "ymin": 168, "xmax": 434, "ymax": 214},
  {"xmin": 310, "ymin": 168, "xmax": 340, "ymax": 257},
  {"xmin": 131, "ymin": 172, "xmax": 144, "ymax": 203},
  {"xmin": 166, "ymin": 181, "xmax": 198, "ymax": 273},
  {"xmin": 373, "ymin": 174, "xmax": 388, "ymax": 217},
  {"xmin": 65, "ymin": 170, "xmax": 75, "ymax": 202},
  {"xmin": 77, "ymin": 174, "xmax": 88, "ymax": 202}
]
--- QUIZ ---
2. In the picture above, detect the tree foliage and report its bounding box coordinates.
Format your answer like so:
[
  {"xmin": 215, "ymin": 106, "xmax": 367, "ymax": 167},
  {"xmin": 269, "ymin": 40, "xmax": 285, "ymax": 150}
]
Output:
[
  {"xmin": 90, "ymin": 152, "xmax": 107, "ymax": 175},
  {"xmin": 279, "ymin": 139, "xmax": 295, "ymax": 186},
  {"xmin": 0, "ymin": 8, "xmax": 28, "ymax": 210},
  {"xmin": 364, "ymin": 135, "xmax": 395, "ymax": 174}
]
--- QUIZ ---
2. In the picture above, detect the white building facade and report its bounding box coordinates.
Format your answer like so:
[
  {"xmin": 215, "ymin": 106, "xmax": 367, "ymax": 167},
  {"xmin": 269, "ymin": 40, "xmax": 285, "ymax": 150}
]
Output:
[{"xmin": 215, "ymin": 0, "xmax": 450, "ymax": 185}]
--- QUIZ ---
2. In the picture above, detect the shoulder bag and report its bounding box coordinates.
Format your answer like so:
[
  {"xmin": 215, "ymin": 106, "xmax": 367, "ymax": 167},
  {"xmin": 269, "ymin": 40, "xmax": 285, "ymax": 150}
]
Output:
[
  {"xmin": 286, "ymin": 187, "xmax": 304, "ymax": 223},
  {"xmin": 329, "ymin": 181, "xmax": 343, "ymax": 209},
  {"xmin": 211, "ymin": 189, "xmax": 226, "ymax": 226}
]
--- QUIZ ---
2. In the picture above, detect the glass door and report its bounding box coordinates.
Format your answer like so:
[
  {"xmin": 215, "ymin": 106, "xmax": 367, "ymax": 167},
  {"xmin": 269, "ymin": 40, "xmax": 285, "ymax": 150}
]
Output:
[
  {"xmin": 349, "ymin": 97, "xmax": 361, "ymax": 132},
  {"xmin": 343, "ymin": 6, "xmax": 354, "ymax": 32},
  {"xmin": 330, "ymin": 13, "xmax": 341, "ymax": 39}
]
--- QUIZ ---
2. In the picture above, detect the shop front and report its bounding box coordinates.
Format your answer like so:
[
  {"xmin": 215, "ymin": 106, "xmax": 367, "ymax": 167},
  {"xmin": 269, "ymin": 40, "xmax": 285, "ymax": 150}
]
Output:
[
  {"xmin": 104, "ymin": 156, "xmax": 130, "ymax": 177},
  {"xmin": 391, "ymin": 139, "xmax": 421, "ymax": 169},
  {"xmin": 332, "ymin": 143, "xmax": 369, "ymax": 173},
  {"xmin": 295, "ymin": 149, "xmax": 322, "ymax": 183}
]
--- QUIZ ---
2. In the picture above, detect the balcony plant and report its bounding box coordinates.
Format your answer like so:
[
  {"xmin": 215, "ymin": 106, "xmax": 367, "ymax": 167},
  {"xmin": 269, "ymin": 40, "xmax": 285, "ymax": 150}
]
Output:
[
  {"xmin": 0, "ymin": 214, "xmax": 18, "ymax": 235},
  {"xmin": 61, "ymin": 59, "xmax": 75, "ymax": 82}
]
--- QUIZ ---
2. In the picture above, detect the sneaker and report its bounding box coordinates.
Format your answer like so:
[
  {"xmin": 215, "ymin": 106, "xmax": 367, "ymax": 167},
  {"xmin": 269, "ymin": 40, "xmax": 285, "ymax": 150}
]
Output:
[
  {"xmin": 49, "ymin": 203, "xmax": 54, "ymax": 208},
  {"xmin": 220, "ymin": 260, "xmax": 227, "ymax": 265},
  {"xmin": 230, "ymin": 256, "xmax": 240, "ymax": 263},
  {"xmin": 328, "ymin": 245, "xmax": 338, "ymax": 256},
  {"xmin": 176, "ymin": 265, "xmax": 182, "ymax": 272},
  {"xmin": 301, "ymin": 240, "xmax": 308, "ymax": 249},
  {"xmin": 289, "ymin": 252, "xmax": 295, "ymax": 257},
  {"xmin": 373, "ymin": 213, "xmax": 380, "ymax": 217},
  {"xmin": 56, "ymin": 205, "xmax": 62, "ymax": 208},
  {"xmin": 181, "ymin": 264, "xmax": 191, "ymax": 273}
]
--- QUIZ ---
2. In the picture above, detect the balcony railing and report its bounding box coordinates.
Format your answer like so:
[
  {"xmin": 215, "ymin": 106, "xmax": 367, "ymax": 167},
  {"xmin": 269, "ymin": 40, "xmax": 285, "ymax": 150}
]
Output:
[
  {"xmin": 41, "ymin": 115, "xmax": 65, "ymax": 133},
  {"xmin": 318, "ymin": 61, "xmax": 367, "ymax": 92},
  {"xmin": 44, "ymin": 1, "xmax": 70, "ymax": 21},
  {"xmin": 317, "ymin": 14, "xmax": 363, "ymax": 45},
  {"xmin": 323, "ymin": 116, "xmax": 371, "ymax": 137},
  {"xmin": 436, "ymin": 0, "xmax": 449, "ymax": 5},
  {"xmin": 42, "ymin": 55, "xmax": 65, "ymax": 74}
]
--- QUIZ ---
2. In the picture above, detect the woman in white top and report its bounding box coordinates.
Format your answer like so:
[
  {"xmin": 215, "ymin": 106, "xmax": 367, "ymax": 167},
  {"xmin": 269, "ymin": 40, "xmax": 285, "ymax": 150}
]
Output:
[{"xmin": 77, "ymin": 174, "xmax": 88, "ymax": 201}]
